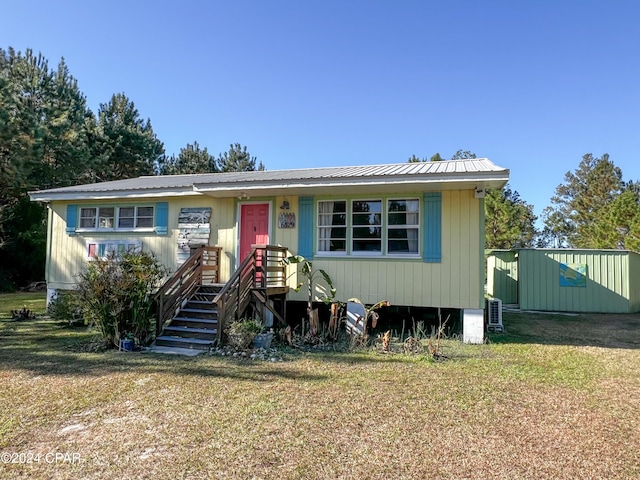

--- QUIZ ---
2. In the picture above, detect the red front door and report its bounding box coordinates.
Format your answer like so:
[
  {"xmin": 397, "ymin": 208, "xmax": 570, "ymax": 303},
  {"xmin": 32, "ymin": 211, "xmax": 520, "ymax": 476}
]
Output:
[{"xmin": 239, "ymin": 203, "xmax": 270, "ymax": 262}]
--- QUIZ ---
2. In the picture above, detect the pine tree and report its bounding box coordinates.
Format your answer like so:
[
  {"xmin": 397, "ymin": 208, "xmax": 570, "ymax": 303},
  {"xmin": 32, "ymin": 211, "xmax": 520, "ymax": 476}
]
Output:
[
  {"xmin": 451, "ymin": 150, "xmax": 477, "ymax": 160},
  {"xmin": 485, "ymin": 185, "xmax": 537, "ymax": 249},
  {"xmin": 407, "ymin": 153, "xmax": 443, "ymax": 162},
  {"xmin": 545, "ymin": 154, "xmax": 623, "ymax": 248},
  {"xmin": 158, "ymin": 141, "xmax": 217, "ymax": 175},
  {"xmin": 216, "ymin": 143, "xmax": 261, "ymax": 172},
  {"xmin": 591, "ymin": 187, "xmax": 640, "ymax": 251},
  {"xmin": 0, "ymin": 47, "xmax": 94, "ymax": 287},
  {"xmin": 95, "ymin": 93, "xmax": 164, "ymax": 180}
]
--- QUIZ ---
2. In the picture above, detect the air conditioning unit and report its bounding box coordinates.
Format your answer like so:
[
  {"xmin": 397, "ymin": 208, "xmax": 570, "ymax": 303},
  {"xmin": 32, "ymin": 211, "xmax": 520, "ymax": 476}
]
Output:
[{"xmin": 486, "ymin": 298, "xmax": 503, "ymax": 333}]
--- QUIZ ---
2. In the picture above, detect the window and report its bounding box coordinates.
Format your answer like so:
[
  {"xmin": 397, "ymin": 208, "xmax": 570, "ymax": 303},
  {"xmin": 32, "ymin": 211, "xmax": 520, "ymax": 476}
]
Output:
[
  {"xmin": 318, "ymin": 201, "xmax": 347, "ymax": 252},
  {"xmin": 86, "ymin": 239, "xmax": 142, "ymax": 260},
  {"xmin": 387, "ymin": 199, "xmax": 419, "ymax": 254},
  {"xmin": 79, "ymin": 208, "xmax": 98, "ymax": 229},
  {"xmin": 79, "ymin": 207, "xmax": 115, "ymax": 229},
  {"xmin": 316, "ymin": 198, "xmax": 420, "ymax": 256},
  {"xmin": 98, "ymin": 207, "xmax": 115, "ymax": 229},
  {"xmin": 118, "ymin": 206, "xmax": 154, "ymax": 229},
  {"xmin": 352, "ymin": 200, "xmax": 382, "ymax": 253},
  {"xmin": 78, "ymin": 206, "xmax": 155, "ymax": 231}
]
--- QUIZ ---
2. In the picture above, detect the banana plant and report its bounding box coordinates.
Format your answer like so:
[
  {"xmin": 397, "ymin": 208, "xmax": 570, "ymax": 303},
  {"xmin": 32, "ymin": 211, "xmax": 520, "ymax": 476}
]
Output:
[{"xmin": 284, "ymin": 255, "xmax": 337, "ymax": 336}]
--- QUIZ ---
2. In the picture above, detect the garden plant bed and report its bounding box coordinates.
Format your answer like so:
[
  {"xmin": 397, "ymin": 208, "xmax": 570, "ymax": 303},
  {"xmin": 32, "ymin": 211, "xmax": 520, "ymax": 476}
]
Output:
[{"xmin": 0, "ymin": 292, "xmax": 639, "ymax": 479}]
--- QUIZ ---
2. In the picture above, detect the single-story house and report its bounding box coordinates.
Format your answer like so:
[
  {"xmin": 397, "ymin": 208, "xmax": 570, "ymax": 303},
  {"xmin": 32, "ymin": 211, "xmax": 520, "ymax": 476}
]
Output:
[
  {"xmin": 487, "ymin": 248, "xmax": 640, "ymax": 313},
  {"xmin": 30, "ymin": 159, "xmax": 509, "ymax": 344}
]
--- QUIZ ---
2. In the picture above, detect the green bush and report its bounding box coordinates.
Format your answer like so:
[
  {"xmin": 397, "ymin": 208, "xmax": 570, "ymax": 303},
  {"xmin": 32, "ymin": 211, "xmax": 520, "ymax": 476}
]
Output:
[
  {"xmin": 77, "ymin": 251, "xmax": 167, "ymax": 348},
  {"xmin": 47, "ymin": 290, "xmax": 84, "ymax": 326}
]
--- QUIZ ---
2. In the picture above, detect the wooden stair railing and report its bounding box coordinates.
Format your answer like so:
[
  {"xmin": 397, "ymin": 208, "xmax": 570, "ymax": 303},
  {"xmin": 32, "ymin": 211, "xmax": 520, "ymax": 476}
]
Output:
[
  {"xmin": 214, "ymin": 245, "xmax": 289, "ymax": 338},
  {"xmin": 155, "ymin": 246, "xmax": 222, "ymax": 337}
]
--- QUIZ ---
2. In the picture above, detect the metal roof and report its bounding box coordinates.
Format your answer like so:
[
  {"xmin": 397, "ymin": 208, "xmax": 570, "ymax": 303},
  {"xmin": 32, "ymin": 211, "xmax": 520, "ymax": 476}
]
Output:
[{"xmin": 29, "ymin": 158, "xmax": 509, "ymax": 201}]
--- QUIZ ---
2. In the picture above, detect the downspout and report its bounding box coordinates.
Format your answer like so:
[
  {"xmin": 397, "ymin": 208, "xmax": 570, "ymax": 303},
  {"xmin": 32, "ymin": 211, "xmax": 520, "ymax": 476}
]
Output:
[
  {"xmin": 478, "ymin": 195, "xmax": 486, "ymax": 309},
  {"xmin": 45, "ymin": 203, "xmax": 54, "ymax": 306}
]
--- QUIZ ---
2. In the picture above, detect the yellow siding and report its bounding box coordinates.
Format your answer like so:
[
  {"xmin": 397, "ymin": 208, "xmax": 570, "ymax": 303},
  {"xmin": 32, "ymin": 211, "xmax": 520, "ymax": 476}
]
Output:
[
  {"xmin": 270, "ymin": 196, "xmax": 300, "ymax": 290},
  {"xmin": 47, "ymin": 197, "xmax": 238, "ymax": 289},
  {"xmin": 272, "ymin": 195, "xmax": 298, "ymax": 253},
  {"xmin": 47, "ymin": 190, "xmax": 484, "ymax": 310},
  {"xmin": 287, "ymin": 190, "xmax": 484, "ymax": 309}
]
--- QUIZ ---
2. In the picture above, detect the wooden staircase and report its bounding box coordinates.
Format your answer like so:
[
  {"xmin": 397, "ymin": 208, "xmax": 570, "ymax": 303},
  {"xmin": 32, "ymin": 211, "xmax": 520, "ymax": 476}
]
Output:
[
  {"xmin": 151, "ymin": 245, "xmax": 289, "ymax": 355},
  {"xmin": 155, "ymin": 284, "xmax": 223, "ymax": 351}
]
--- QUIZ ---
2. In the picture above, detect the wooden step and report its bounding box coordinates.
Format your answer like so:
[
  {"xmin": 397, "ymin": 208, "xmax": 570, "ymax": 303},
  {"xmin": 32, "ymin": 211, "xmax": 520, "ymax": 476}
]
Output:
[
  {"xmin": 164, "ymin": 325, "xmax": 217, "ymax": 339},
  {"xmin": 179, "ymin": 307, "xmax": 218, "ymax": 319},
  {"xmin": 197, "ymin": 284, "xmax": 224, "ymax": 294},
  {"xmin": 155, "ymin": 336, "xmax": 213, "ymax": 350},
  {"xmin": 171, "ymin": 317, "xmax": 218, "ymax": 329},
  {"xmin": 187, "ymin": 299, "xmax": 216, "ymax": 305},
  {"xmin": 184, "ymin": 301, "xmax": 217, "ymax": 311},
  {"xmin": 191, "ymin": 293, "xmax": 218, "ymax": 302}
]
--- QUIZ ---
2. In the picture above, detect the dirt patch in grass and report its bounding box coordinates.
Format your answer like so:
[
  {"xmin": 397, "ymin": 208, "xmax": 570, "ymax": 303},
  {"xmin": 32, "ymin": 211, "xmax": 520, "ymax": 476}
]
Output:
[
  {"xmin": 492, "ymin": 310, "xmax": 640, "ymax": 349},
  {"xmin": 0, "ymin": 310, "xmax": 639, "ymax": 479}
]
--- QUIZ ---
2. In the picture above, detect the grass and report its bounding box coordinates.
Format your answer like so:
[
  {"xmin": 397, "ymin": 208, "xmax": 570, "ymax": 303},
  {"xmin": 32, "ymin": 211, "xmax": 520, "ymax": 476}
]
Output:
[
  {"xmin": 0, "ymin": 293, "xmax": 639, "ymax": 479},
  {"xmin": 0, "ymin": 292, "xmax": 47, "ymax": 320}
]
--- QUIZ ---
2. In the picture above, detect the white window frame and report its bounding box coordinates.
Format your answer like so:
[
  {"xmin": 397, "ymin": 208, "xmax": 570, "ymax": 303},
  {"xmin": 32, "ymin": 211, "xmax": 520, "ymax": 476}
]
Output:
[
  {"xmin": 351, "ymin": 199, "xmax": 383, "ymax": 256},
  {"xmin": 387, "ymin": 198, "xmax": 420, "ymax": 256},
  {"xmin": 315, "ymin": 197, "xmax": 421, "ymax": 258},
  {"xmin": 77, "ymin": 205, "xmax": 155, "ymax": 232},
  {"xmin": 317, "ymin": 200, "xmax": 348, "ymax": 255},
  {"xmin": 85, "ymin": 239, "xmax": 142, "ymax": 260}
]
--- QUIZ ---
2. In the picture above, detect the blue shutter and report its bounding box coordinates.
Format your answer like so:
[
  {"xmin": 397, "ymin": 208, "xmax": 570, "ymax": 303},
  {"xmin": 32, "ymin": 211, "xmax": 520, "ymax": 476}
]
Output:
[
  {"xmin": 155, "ymin": 202, "xmax": 169, "ymax": 235},
  {"xmin": 423, "ymin": 192, "xmax": 442, "ymax": 263},
  {"xmin": 66, "ymin": 205, "xmax": 77, "ymax": 235},
  {"xmin": 298, "ymin": 196, "xmax": 314, "ymax": 259}
]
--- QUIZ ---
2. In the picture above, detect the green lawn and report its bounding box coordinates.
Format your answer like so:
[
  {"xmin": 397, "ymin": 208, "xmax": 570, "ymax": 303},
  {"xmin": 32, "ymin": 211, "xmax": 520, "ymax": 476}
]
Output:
[
  {"xmin": 0, "ymin": 292, "xmax": 47, "ymax": 320},
  {"xmin": 1, "ymin": 293, "xmax": 639, "ymax": 479}
]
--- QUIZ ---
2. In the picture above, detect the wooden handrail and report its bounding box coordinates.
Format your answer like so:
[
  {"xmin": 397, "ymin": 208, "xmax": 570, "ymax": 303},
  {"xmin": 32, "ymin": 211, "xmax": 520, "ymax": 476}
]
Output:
[
  {"xmin": 154, "ymin": 246, "xmax": 222, "ymax": 336},
  {"xmin": 214, "ymin": 245, "xmax": 288, "ymax": 338}
]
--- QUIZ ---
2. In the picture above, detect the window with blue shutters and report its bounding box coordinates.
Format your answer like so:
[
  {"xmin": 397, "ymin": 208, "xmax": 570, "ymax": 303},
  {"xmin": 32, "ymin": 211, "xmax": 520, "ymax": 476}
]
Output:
[
  {"xmin": 66, "ymin": 203, "xmax": 168, "ymax": 235},
  {"xmin": 315, "ymin": 197, "xmax": 423, "ymax": 258}
]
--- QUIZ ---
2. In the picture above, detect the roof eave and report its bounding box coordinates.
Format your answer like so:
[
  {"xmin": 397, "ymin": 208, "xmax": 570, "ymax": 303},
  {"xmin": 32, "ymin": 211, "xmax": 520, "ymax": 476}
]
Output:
[
  {"xmin": 28, "ymin": 187, "xmax": 202, "ymax": 202},
  {"xmin": 193, "ymin": 171, "xmax": 510, "ymax": 196},
  {"xmin": 28, "ymin": 169, "xmax": 510, "ymax": 201}
]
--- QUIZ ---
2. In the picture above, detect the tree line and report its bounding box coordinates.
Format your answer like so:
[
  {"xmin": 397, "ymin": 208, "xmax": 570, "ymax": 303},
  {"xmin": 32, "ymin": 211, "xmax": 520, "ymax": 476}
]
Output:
[
  {"xmin": 0, "ymin": 47, "xmax": 261, "ymax": 290},
  {"xmin": 2, "ymin": 47, "xmax": 637, "ymax": 291},
  {"xmin": 410, "ymin": 150, "xmax": 640, "ymax": 251}
]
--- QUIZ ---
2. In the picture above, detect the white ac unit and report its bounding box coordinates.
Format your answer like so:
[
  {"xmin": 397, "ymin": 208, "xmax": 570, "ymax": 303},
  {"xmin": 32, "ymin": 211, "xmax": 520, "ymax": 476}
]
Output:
[{"xmin": 486, "ymin": 298, "xmax": 503, "ymax": 332}]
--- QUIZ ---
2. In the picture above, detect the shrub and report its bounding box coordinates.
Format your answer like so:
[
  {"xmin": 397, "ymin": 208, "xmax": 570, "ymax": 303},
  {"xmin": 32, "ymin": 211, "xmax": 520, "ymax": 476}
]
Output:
[
  {"xmin": 225, "ymin": 318, "xmax": 262, "ymax": 350},
  {"xmin": 77, "ymin": 251, "xmax": 167, "ymax": 348},
  {"xmin": 47, "ymin": 290, "xmax": 84, "ymax": 326}
]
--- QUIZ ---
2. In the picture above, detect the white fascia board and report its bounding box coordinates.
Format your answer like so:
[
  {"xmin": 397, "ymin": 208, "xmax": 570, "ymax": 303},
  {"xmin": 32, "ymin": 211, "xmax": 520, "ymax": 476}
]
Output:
[
  {"xmin": 193, "ymin": 171, "xmax": 510, "ymax": 194},
  {"xmin": 29, "ymin": 188, "xmax": 202, "ymax": 203}
]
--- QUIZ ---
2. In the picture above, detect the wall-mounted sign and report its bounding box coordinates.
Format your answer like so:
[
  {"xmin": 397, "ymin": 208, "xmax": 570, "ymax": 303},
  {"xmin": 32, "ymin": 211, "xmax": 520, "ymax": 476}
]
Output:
[
  {"xmin": 177, "ymin": 207, "xmax": 211, "ymax": 266},
  {"xmin": 278, "ymin": 212, "xmax": 295, "ymax": 228},
  {"xmin": 560, "ymin": 263, "xmax": 587, "ymax": 287}
]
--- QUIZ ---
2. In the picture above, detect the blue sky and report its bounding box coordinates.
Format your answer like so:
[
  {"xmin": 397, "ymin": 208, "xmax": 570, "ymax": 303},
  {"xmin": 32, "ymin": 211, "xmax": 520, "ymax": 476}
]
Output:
[{"xmin": 4, "ymin": 0, "xmax": 640, "ymax": 221}]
